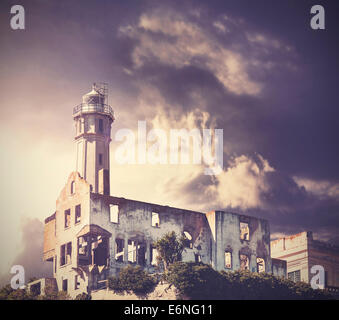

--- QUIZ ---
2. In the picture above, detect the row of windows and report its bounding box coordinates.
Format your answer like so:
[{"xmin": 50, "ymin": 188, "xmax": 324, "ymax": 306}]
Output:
[
  {"xmin": 64, "ymin": 205, "xmax": 81, "ymax": 228},
  {"xmin": 224, "ymin": 251, "xmax": 266, "ymax": 272},
  {"xmin": 76, "ymin": 118, "xmax": 104, "ymax": 135},
  {"xmin": 109, "ymin": 205, "xmax": 160, "ymax": 227},
  {"xmin": 115, "ymin": 240, "xmax": 159, "ymax": 266},
  {"xmin": 110, "ymin": 206, "xmax": 249, "ymax": 240},
  {"xmin": 63, "ymin": 272, "xmax": 109, "ymax": 292},
  {"xmin": 57, "ymin": 238, "xmax": 265, "ymax": 274},
  {"xmin": 58, "ymin": 244, "xmax": 265, "ymax": 273}
]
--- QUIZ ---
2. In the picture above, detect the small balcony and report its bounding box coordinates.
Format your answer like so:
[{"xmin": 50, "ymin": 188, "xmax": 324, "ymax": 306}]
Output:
[{"xmin": 73, "ymin": 103, "xmax": 114, "ymax": 120}]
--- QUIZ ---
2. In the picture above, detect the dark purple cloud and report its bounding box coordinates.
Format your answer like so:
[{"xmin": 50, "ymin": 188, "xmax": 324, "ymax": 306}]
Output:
[{"xmin": 0, "ymin": 0, "xmax": 338, "ymax": 247}]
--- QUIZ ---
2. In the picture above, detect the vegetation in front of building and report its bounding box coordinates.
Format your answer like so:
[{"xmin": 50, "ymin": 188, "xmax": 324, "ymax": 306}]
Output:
[
  {"xmin": 108, "ymin": 265, "xmax": 157, "ymax": 297},
  {"xmin": 164, "ymin": 261, "xmax": 334, "ymax": 300},
  {"xmin": 0, "ymin": 232, "xmax": 334, "ymax": 300}
]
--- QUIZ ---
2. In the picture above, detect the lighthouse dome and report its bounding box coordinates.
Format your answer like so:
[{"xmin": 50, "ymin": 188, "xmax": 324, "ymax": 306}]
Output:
[{"xmin": 82, "ymin": 84, "xmax": 104, "ymax": 105}]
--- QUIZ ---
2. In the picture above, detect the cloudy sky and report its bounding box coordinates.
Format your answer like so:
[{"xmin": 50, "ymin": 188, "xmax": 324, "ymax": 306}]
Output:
[{"xmin": 0, "ymin": 0, "xmax": 338, "ymax": 284}]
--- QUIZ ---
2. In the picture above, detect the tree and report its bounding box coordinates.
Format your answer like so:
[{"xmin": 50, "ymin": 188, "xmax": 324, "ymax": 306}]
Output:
[{"xmin": 153, "ymin": 231, "xmax": 185, "ymax": 270}]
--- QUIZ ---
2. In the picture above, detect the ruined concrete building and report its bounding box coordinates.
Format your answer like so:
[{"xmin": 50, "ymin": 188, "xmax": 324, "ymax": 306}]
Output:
[
  {"xmin": 271, "ymin": 231, "xmax": 339, "ymax": 295},
  {"xmin": 40, "ymin": 83, "xmax": 286, "ymax": 298}
]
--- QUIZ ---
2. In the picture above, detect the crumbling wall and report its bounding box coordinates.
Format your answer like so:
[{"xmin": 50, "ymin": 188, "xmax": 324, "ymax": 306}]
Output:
[
  {"xmin": 27, "ymin": 277, "xmax": 57, "ymax": 296},
  {"xmin": 53, "ymin": 172, "xmax": 92, "ymax": 298},
  {"xmin": 43, "ymin": 213, "xmax": 56, "ymax": 261},
  {"xmin": 207, "ymin": 211, "xmax": 272, "ymax": 273},
  {"xmin": 45, "ymin": 174, "xmax": 278, "ymax": 298},
  {"xmin": 89, "ymin": 194, "xmax": 212, "ymax": 276}
]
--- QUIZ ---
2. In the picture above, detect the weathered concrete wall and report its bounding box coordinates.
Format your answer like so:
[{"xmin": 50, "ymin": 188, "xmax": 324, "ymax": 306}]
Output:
[
  {"xmin": 89, "ymin": 194, "xmax": 212, "ymax": 276},
  {"xmin": 53, "ymin": 172, "xmax": 92, "ymax": 298},
  {"xmin": 43, "ymin": 213, "xmax": 56, "ymax": 261},
  {"xmin": 208, "ymin": 211, "xmax": 272, "ymax": 273},
  {"xmin": 45, "ymin": 178, "xmax": 277, "ymax": 298},
  {"xmin": 89, "ymin": 198, "xmax": 273, "ymax": 277}
]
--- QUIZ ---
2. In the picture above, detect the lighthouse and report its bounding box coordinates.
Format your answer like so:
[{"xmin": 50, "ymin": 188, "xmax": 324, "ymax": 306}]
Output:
[{"xmin": 72, "ymin": 83, "xmax": 114, "ymax": 195}]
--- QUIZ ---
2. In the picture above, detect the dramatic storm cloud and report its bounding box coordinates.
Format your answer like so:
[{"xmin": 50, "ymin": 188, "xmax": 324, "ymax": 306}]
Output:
[
  {"xmin": 0, "ymin": 0, "xmax": 338, "ymax": 281},
  {"xmin": 0, "ymin": 218, "xmax": 51, "ymax": 287}
]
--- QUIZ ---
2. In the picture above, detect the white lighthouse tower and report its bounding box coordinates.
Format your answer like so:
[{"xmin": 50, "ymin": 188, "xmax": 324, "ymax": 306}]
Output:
[{"xmin": 73, "ymin": 83, "xmax": 114, "ymax": 195}]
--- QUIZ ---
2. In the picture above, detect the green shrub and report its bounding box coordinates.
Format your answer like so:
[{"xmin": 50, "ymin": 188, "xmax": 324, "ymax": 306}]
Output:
[
  {"xmin": 38, "ymin": 283, "xmax": 71, "ymax": 300},
  {"xmin": 75, "ymin": 292, "xmax": 92, "ymax": 300},
  {"xmin": 164, "ymin": 262, "xmax": 227, "ymax": 299},
  {"xmin": 165, "ymin": 262, "xmax": 334, "ymax": 300},
  {"xmin": 108, "ymin": 265, "xmax": 157, "ymax": 297},
  {"xmin": 0, "ymin": 284, "xmax": 36, "ymax": 300}
]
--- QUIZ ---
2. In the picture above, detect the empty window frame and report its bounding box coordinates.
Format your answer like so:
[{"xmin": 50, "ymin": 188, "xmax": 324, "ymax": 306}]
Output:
[
  {"xmin": 115, "ymin": 238, "xmax": 124, "ymax": 262},
  {"xmin": 66, "ymin": 242, "xmax": 72, "ymax": 264},
  {"xmin": 151, "ymin": 212, "xmax": 160, "ymax": 227},
  {"xmin": 256, "ymin": 257, "xmax": 265, "ymax": 273},
  {"xmin": 75, "ymin": 204, "xmax": 81, "ymax": 224},
  {"xmin": 60, "ymin": 245, "xmax": 66, "ymax": 266},
  {"xmin": 136, "ymin": 243, "xmax": 146, "ymax": 266},
  {"xmin": 240, "ymin": 222, "xmax": 250, "ymax": 240},
  {"xmin": 62, "ymin": 279, "xmax": 68, "ymax": 292},
  {"xmin": 195, "ymin": 253, "xmax": 201, "ymax": 263},
  {"xmin": 240, "ymin": 254, "xmax": 249, "ymax": 270},
  {"xmin": 77, "ymin": 119, "xmax": 82, "ymax": 134},
  {"xmin": 183, "ymin": 231, "xmax": 193, "ymax": 249},
  {"xmin": 150, "ymin": 246, "xmax": 159, "ymax": 266},
  {"xmin": 70, "ymin": 181, "xmax": 75, "ymax": 194},
  {"xmin": 128, "ymin": 240, "xmax": 137, "ymax": 263},
  {"xmin": 60, "ymin": 242, "xmax": 72, "ymax": 266},
  {"xmin": 78, "ymin": 236, "xmax": 88, "ymax": 255},
  {"xmin": 224, "ymin": 251, "xmax": 232, "ymax": 269},
  {"xmin": 98, "ymin": 153, "xmax": 103, "ymax": 166},
  {"xmin": 288, "ymin": 270, "xmax": 301, "ymax": 282},
  {"xmin": 92, "ymin": 236, "xmax": 109, "ymax": 266},
  {"xmin": 110, "ymin": 205, "xmax": 119, "ymax": 223},
  {"xmin": 75, "ymin": 275, "xmax": 80, "ymax": 290},
  {"xmin": 126, "ymin": 240, "xmax": 146, "ymax": 265},
  {"xmin": 78, "ymin": 235, "xmax": 90, "ymax": 266},
  {"xmin": 30, "ymin": 282, "xmax": 41, "ymax": 296},
  {"xmin": 98, "ymin": 119, "xmax": 104, "ymax": 133},
  {"xmin": 64, "ymin": 209, "xmax": 71, "ymax": 228}
]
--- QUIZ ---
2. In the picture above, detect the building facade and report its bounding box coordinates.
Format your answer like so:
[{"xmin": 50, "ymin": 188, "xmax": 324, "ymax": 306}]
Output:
[
  {"xmin": 41, "ymin": 84, "xmax": 285, "ymax": 298},
  {"xmin": 271, "ymin": 231, "xmax": 339, "ymax": 295}
]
